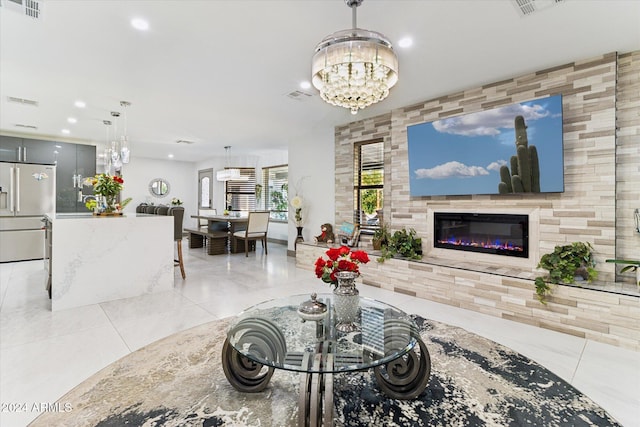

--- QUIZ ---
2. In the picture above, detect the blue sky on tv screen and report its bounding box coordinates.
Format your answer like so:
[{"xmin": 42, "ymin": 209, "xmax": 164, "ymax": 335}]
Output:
[{"xmin": 408, "ymin": 95, "xmax": 564, "ymax": 196}]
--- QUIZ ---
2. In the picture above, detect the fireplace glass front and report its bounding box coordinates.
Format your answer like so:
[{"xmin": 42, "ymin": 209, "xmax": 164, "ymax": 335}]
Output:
[{"xmin": 434, "ymin": 212, "xmax": 529, "ymax": 258}]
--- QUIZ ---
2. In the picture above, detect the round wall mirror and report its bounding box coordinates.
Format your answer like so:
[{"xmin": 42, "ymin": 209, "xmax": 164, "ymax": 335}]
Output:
[{"xmin": 149, "ymin": 178, "xmax": 170, "ymax": 197}]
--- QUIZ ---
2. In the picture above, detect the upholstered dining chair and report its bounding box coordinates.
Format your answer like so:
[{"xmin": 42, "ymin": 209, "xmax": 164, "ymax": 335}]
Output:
[
  {"xmin": 198, "ymin": 208, "xmax": 217, "ymax": 228},
  {"xmin": 168, "ymin": 206, "xmax": 186, "ymax": 279},
  {"xmin": 232, "ymin": 211, "xmax": 270, "ymax": 257}
]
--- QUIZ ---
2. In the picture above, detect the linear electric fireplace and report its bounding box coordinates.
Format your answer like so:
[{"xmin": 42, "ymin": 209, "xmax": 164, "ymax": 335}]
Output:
[{"xmin": 434, "ymin": 212, "xmax": 529, "ymax": 258}]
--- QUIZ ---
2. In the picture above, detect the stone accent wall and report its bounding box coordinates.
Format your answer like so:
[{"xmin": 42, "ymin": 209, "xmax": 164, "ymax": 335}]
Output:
[
  {"xmin": 328, "ymin": 51, "xmax": 640, "ymax": 350},
  {"xmin": 296, "ymin": 242, "xmax": 640, "ymax": 351},
  {"xmin": 615, "ymin": 51, "xmax": 640, "ymax": 283}
]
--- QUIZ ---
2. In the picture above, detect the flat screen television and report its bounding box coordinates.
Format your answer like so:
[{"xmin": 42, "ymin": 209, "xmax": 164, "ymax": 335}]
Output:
[{"xmin": 407, "ymin": 94, "xmax": 564, "ymax": 197}]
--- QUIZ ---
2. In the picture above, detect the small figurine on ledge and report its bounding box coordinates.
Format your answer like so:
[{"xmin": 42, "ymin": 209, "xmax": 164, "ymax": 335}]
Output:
[{"xmin": 314, "ymin": 223, "xmax": 335, "ymax": 244}]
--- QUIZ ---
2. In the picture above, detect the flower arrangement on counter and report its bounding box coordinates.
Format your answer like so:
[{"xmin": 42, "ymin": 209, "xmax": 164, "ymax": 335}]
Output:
[
  {"xmin": 314, "ymin": 245, "xmax": 370, "ymax": 287},
  {"xmin": 170, "ymin": 197, "xmax": 183, "ymax": 206},
  {"xmin": 84, "ymin": 174, "xmax": 124, "ymax": 213}
]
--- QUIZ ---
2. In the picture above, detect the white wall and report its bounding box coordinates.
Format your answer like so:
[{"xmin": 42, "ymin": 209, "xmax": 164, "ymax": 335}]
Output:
[
  {"xmin": 116, "ymin": 144, "xmax": 333, "ymax": 249},
  {"xmin": 119, "ymin": 155, "xmax": 197, "ymax": 223},
  {"xmin": 288, "ymin": 127, "xmax": 335, "ymax": 251},
  {"xmin": 195, "ymin": 150, "xmax": 289, "ymax": 242}
]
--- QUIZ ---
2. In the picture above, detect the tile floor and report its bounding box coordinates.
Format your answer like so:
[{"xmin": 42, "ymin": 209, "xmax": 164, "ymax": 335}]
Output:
[{"xmin": 1, "ymin": 243, "xmax": 638, "ymax": 427}]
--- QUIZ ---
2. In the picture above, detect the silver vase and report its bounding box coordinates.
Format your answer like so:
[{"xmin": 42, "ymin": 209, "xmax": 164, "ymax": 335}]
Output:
[{"xmin": 333, "ymin": 271, "xmax": 360, "ymax": 332}]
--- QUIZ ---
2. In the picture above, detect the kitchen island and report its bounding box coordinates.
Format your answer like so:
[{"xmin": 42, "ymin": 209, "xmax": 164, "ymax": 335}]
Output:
[{"xmin": 45, "ymin": 213, "xmax": 174, "ymax": 311}]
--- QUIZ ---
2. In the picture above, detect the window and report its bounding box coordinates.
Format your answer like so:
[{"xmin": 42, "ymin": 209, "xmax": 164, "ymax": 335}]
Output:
[
  {"xmin": 263, "ymin": 165, "xmax": 288, "ymax": 221},
  {"xmin": 224, "ymin": 168, "xmax": 256, "ymax": 212},
  {"xmin": 354, "ymin": 140, "xmax": 384, "ymax": 232},
  {"xmin": 198, "ymin": 169, "xmax": 213, "ymax": 209}
]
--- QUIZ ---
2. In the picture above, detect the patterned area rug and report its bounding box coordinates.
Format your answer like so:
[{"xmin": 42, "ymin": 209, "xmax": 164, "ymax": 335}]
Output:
[{"xmin": 30, "ymin": 316, "xmax": 620, "ymax": 427}]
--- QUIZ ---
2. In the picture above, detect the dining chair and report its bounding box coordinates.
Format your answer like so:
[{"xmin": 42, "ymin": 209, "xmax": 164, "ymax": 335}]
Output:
[
  {"xmin": 168, "ymin": 206, "xmax": 186, "ymax": 279},
  {"xmin": 232, "ymin": 211, "xmax": 270, "ymax": 257},
  {"xmin": 198, "ymin": 208, "xmax": 217, "ymax": 228}
]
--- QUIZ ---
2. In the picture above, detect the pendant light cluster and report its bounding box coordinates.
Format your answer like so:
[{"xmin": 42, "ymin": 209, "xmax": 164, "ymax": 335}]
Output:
[
  {"xmin": 103, "ymin": 101, "xmax": 132, "ymax": 173},
  {"xmin": 312, "ymin": 0, "xmax": 398, "ymax": 115}
]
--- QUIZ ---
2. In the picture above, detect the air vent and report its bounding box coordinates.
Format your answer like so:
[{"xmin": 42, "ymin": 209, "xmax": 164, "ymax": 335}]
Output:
[
  {"xmin": 286, "ymin": 90, "xmax": 313, "ymax": 101},
  {"xmin": 7, "ymin": 96, "xmax": 39, "ymax": 106},
  {"xmin": 1, "ymin": 0, "xmax": 43, "ymax": 19},
  {"xmin": 15, "ymin": 123, "xmax": 38, "ymax": 130},
  {"xmin": 512, "ymin": 0, "xmax": 564, "ymax": 17},
  {"xmin": 176, "ymin": 139, "xmax": 195, "ymax": 144}
]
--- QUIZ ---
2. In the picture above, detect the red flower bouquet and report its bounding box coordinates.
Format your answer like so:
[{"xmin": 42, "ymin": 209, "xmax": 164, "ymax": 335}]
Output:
[{"xmin": 314, "ymin": 245, "xmax": 370, "ymax": 287}]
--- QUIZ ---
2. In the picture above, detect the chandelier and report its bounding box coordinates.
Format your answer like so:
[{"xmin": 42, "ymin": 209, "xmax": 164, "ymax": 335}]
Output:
[
  {"xmin": 312, "ymin": 0, "xmax": 398, "ymax": 115},
  {"xmin": 216, "ymin": 146, "xmax": 243, "ymax": 181}
]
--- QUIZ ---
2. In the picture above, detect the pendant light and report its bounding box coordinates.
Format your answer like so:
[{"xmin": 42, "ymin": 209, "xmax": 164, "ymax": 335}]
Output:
[
  {"xmin": 120, "ymin": 101, "xmax": 131, "ymax": 164},
  {"xmin": 216, "ymin": 146, "xmax": 243, "ymax": 181}
]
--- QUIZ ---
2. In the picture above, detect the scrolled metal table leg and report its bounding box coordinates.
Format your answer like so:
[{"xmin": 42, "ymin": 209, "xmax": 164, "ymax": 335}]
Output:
[
  {"xmin": 373, "ymin": 320, "xmax": 431, "ymax": 400},
  {"xmin": 221, "ymin": 317, "xmax": 287, "ymax": 393},
  {"xmin": 298, "ymin": 353, "xmax": 334, "ymax": 427}
]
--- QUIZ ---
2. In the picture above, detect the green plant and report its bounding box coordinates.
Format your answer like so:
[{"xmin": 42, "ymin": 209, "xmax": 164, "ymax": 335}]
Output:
[
  {"xmin": 534, "ymin": 242, "xmax": 598, "ymax": 304},
  {"xmin": 371, "ymin": 222, "xmax": 390, "ymax": 250},
  {"xmin": 377, "ymin": 228, "xmax": 422, "ymax": 262}
]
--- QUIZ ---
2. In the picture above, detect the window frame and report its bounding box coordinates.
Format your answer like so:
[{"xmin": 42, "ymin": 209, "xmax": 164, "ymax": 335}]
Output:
[
  {"xmin": 224, "ymin": 168, "xmax": 256, "ymax": 212},
  {"xmin": 354, "ymin": 139, "xmax": 384, "ymax": 234},
  {"xmin": 262, "ymin": 164, "xmax": 288, "ymax": 222}
]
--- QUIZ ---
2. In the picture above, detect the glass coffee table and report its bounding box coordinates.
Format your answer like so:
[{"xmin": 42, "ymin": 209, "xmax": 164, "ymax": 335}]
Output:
[{"xmin": 221, "ymin": 294, "xmax": 431, "ymax": 427}]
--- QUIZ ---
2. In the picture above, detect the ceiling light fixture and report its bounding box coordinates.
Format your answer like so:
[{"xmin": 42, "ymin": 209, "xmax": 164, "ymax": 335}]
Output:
[
  {"xmin": 74, "ymin": 100, "xmax": 86, "ymax": 108},
  {"xmin": 131, "ymin": 18, "xmax": 149, "ymax": 31},
  {"xmin": 311, "ymin": 0, "xmax": 398, "ymax": 115},
  {"xmin": 216, "ymin": 146, "xmax": 242, "ymax": 182},
  {"xmin": 67, "ymin": 117, "xmax": 77, "ymax": 124},
  {"xmin": 119, "ymin": 101, "xmax": 131, "ymax": 164}
]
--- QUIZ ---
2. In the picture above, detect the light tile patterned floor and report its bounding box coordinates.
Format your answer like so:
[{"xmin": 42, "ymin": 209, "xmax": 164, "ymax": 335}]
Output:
[{"xmin": 1, "ymin": 243, "xmax": 638, "ymax": 426}]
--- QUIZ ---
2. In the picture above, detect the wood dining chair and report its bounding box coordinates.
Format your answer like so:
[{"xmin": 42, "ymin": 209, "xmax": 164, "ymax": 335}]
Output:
[{"xmin": 232, "ymin": 211, "xmax": 270, "ymax": 257}]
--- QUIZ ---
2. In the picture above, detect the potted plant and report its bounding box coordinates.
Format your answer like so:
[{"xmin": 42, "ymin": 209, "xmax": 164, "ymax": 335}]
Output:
[
  {"xmin": 534, "ymin": 241, "xmax": 598, "ymax": 304},
  {"xmin": 371, "ymin": 222, "xmax": 390, "ymax": 250},
  {"xmin": 377, "ymin": 228, "xmax": 422, "ymax": 263}
]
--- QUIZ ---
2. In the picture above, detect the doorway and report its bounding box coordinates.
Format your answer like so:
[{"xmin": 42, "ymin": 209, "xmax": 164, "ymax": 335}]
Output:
[{"xmin": 198, "ymin": 169, "xmax": 213, "ymax": 210}]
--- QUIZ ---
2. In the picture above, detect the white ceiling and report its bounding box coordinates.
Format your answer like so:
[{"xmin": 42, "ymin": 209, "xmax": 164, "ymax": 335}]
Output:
[{"xmin": 1, "ymin": 0, "xmax": 638, "ymax": 162}]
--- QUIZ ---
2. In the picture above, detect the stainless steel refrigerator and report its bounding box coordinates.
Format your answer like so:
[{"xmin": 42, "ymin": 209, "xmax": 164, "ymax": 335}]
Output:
[{"xmin": 0, "ymin": 162, "xmax": 56, "ymax": 262}]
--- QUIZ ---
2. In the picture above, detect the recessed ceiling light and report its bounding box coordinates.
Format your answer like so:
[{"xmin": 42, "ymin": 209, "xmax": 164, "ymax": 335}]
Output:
[
  {"xmin": 67, "ymin": 117, "xmax": 77, "ymax": 124},
  {"xmin": 398, "ymin": 37, "xmax": 413, "ymax": 48},
  {"xmin": 300, "ymin": 81, "xmax": 311, "ymax": 90},
  {"xmin": 61, "ymin": 129, "xmax": 70, "ymax": 135},
  {"xmin": 131, "ymin": 18, "xmax": 149, "ymax": 31},
  {"xmin": 74, "ymin": 100, "xmax": 86, "ymax": 108},
  {"xmin": 168, "ymin": 154, "xmax": 174, "ymax": 158}
]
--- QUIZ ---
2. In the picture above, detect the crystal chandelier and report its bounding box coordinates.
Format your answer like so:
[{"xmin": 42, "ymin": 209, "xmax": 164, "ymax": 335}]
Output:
[{"xmin": 312, "ymin": 0, "xmax": 398, "ymax": 115}]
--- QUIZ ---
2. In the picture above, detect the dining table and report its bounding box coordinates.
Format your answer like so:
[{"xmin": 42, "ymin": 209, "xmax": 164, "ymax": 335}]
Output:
[
  {"xmin": 189, "ymin": 214, "xmax": 250, "ymax": 254},
  {"xmin": 190, "ymin": 214, "xmax": 249, "ymax": 234}
]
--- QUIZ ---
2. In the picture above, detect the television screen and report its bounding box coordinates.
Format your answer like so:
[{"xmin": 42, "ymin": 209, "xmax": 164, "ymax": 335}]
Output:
[{"xmin": 407, "ymin": 94, "xmax": 564, "ymax": 196}]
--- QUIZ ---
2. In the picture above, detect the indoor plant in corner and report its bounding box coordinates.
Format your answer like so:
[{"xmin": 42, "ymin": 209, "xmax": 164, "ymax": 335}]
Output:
[{"xmin": 534, "ymin": 241, "xmax": 598, "ymax": 304}]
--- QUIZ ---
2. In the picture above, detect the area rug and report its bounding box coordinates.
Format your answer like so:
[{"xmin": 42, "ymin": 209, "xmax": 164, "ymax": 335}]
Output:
[{"xmin": 30, "ymin": 315, "xmax": 620, "ymax": 427}]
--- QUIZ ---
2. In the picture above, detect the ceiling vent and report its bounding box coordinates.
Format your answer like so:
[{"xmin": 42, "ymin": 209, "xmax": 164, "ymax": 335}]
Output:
[
  {"xmin": 176, "ymin": 139, "xmax": 195, "ymax": 144},
  {"xmin": 286, "ymin": 90, "xmax": 313, "ymax": 101},
  {"xmin": 512, "ymin": 0, "xmax": 564, "ymax": 17},
  {"xmin": 1, "ymin": 0, "xmax": 43, "ymax": 19},
  {"xmin": 15, "ymin": 123, "xmax": 38, "ymax": 130},
  {"xmin": 7, "ymin": 96, "xmax": 39, "ymax": 106}
]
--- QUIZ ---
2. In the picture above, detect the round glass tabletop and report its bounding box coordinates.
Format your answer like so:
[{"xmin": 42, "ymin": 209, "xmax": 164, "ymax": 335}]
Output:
[{"xmin": 225, "ymin": 293, "xmax": 418, "ymax": 374}]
